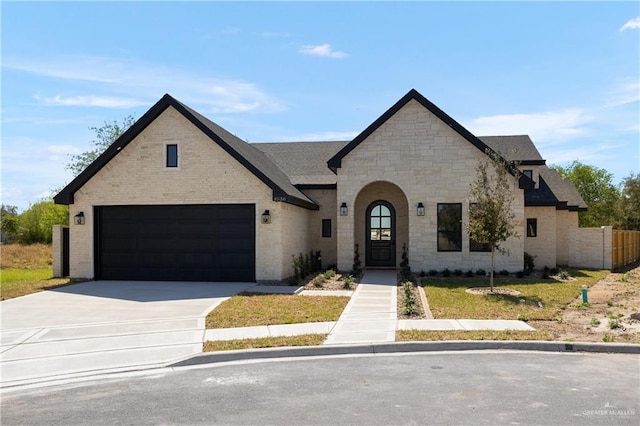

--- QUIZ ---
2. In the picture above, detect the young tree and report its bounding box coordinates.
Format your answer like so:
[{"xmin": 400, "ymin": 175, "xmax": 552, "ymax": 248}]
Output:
[
  {"xmin": 16, "ymin": 201, "xmax": 68, "ymax": 244},
  {"xmin": 466, "ymin": 150, "xmax": 520, "ymax": 291},
  {"xmin": 66, "ymin": 115, "xmax": 135, "ymax": 177},
  {"xmin": 616, "ymin": 173, "xmax": 640, "ymax": 230},
  {"xmin": 1, "ymin": 204, "xmax": 19, "ymax": 243},
  {"xmin": 552, "ymin": 161, "xmax": 619, "ymax": 227}
]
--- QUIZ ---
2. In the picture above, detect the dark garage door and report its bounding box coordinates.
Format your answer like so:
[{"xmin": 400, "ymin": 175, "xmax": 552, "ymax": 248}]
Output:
[{"xmin": 95, "ymin": 204, "xmax": 255, "ymax": 282}]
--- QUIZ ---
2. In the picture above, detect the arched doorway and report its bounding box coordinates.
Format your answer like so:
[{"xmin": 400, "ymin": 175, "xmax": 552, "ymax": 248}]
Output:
[{"xmin": 366, "ymin": 200, "xmax": 396, "ymax": 267}]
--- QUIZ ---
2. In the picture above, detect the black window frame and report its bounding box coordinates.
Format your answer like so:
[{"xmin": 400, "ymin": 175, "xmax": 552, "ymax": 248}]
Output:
[
  {"xmin": 527, "ymin": 218, "xmax": 537, "ymax": 237},
  {"xmin": 166, "ymin": 144, "xmax": 178, "ymax": 168},
  {"xmin": 321, "ymin": 219, "xmax": 332, "ymax": 238},
  {"xmin": 437, "ymin": 203, "xmax": 462, "ymax": 252},
  {"xmin": 522, "ymin": 169, "xmax": 533, "ymax": 180},
  {"xmin": 469, "ymin": 203, "xmax": 491, "ymax": 252}
]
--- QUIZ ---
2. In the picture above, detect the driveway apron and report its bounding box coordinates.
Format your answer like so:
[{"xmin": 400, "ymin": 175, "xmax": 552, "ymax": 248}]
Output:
[
  {"xmin": 0, "ymin": 281, "xmax": 252, "ymax": 388},
  {"xmin": 324, "ymin": 270, "xmax": 397, "ymax": 345}
]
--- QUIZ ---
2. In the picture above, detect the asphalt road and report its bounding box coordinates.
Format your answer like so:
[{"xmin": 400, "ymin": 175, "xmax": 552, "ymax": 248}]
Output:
[{"xmin": 2, "ymin": 351, "xmax": 638, "ymax": 425}]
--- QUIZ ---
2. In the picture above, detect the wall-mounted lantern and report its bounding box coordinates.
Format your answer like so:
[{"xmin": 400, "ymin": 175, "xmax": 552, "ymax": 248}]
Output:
[
  {"xmin": 261, "ymin": 209, "xmax": 271, "ymax": 224},
  {"xmin": 417, "ymin": 202, "xmax": 425, "ymax": 216},
  {"xmin": 74, "ymin": 212, "xmax": 85, "ymax": 225},
  {"xmin": 340, "ymin": 202, "xmax": 348, "ymax": 216}
]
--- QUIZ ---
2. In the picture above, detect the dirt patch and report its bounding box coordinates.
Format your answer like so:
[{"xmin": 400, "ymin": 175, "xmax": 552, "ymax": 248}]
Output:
[
  {"xmin": 531, "ymin": 265, "xmax": 640, "ymax": 344},
  {"xmin": 465, "ymin": 287, "xmax": 521, "ymax": 296}
]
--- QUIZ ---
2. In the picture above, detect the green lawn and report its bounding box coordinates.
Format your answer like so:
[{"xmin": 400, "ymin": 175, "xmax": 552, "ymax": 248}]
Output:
[
  {"xmin": 1, "ymin": 268, "xmax": 73, "ymax": 300},
  {"xmin": 204, "ymin": 334, "xmax": 327, "ymax": 351},
  {"xmin": 397, "ymin": 329, "xmax": 554, "ymax": 341},
  {"xmin": 422, "ymin": 269, "xmax": 609, "ymax": 321},
  {"xmin": 206, "ymin": 293, "xmax": 349, "ymax": 328}
]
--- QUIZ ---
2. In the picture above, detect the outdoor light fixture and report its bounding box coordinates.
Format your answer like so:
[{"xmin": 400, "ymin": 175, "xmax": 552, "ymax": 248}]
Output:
[
  {"xmin": 74, "ymin": 212, "xmax": 85, "ymax": 225},
  {"xmin": 417, "ymin": 202, "xmax": 425, "ymax": 216},
  {"xmin": 340, "ymin": 202, "xmax": 348, "ymax": 216},
  {"xmin": 261, "ymin": 209, "xmax": 271, "ymax": 224}
]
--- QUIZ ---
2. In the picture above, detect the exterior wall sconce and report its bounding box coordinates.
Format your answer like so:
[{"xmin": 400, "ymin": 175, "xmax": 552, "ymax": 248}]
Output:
[
  {"xmin": 417, "ymin": 202, "xmax": 425, "ymax": 216},
  {"xmin": 261, "ymin": 209, "xmax": 271, "ymax": 224},
  {"xmin": 74, "ymin": 212, "xmax": 85, "ymax": 225},
  {"xmin": 340, "ymin": 202, "xmax": 348, "ymax": 216}
]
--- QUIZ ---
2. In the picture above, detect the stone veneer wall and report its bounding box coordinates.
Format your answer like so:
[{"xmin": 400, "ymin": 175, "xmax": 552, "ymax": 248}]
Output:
[
  {"xmin": 302, "ymin": 188, "xmax": 338, "ymax": 268},
  {"xmin": 569, "ymin": 226, "xmax": 613, "ymax": 270},
  {"xmin": 335, "ymin": 99, "xmax": 525, "ymax": 273},
  {"xmin": 524, "ymin": 206, "xmax": 557, "ymax": 269},
  {"xmin": 68, "ymin": 106, "xmax": 286, "ymax": 281}
]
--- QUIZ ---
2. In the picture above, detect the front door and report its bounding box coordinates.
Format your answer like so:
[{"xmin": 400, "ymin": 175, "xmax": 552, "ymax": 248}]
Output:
[{"xmin": 366, "ymin": 200, "xmax": 396, "ymax": 267}]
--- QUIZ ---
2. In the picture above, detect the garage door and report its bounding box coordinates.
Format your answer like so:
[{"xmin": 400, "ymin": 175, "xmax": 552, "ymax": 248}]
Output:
[{"xmin": 95, "ymin": 204, "xmax": 255, "ymax": 282}]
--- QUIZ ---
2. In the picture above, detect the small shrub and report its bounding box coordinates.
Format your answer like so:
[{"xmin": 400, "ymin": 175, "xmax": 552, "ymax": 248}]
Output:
[
  {"xmin": 454, "ymin": 269, "xmax": 463, "ymax": 276},
  {"xmin": 352, "ymin": 244, "xmax": 362, "ymax": 277},
  {"xmin": 402, "ymin": 281, "xmax": 417, "ymax": 316},
  {"xmin": 619, "ymin": 273, "xmax": 629, "ymax": 282},
  {"xmin": 428, "ymin": 269, "xmax": 439, "ymax": 276},
  {"xmin": 590, "ymin": 317, "xmax": 601, "ymax": 327},
  {"xmin": 550, "ymin": 267, "xmax": 559, "ymax": 275},
  {"xmin": 517, "ymin": 313, "xmax": 529, "ymax": 322},
  {"xmin": 464, "ymin": 270, "xmax": 475, "ymax": 278},
  {"xmin": 602, "ymin": 334, "xmax": 615, "ymax": 343},
  {"xmin": 543, "ymin": 266, "xmax": 550, "ymax": 273},
  {"xmin": 606, "ymin": 300, "xmax": 614, "ymax": 307},
  {"xmin": 558, "ymin": 270, "xmax": 571, "ymax": 280},
  {"xmin": 324, "ymin": 269, "xmax": 336, "ymax": 280},
  {"xmin": 542, "ymin": 271, "xmax": 550, "ymax": 279},
  {"xmin": 342, "ymin": 275, "xmax": 353, "ymax": 290},
  {"xmin": 400, "ymin": 243, "xmax": 412, "ymax": 281},
  {"xmin": 524, "ymin": 252, "xmax": 535, "ymax": 275},
  {"xmin": 498, "ymin": 269, "xmax": 509, "ymax": 277},
  {"xmin": 608, "ymin": 318, "xmax": 621, "ymax": 329},
  {"xmin": 476, "ymin": 269, "xmax": 486, "ymax": 277},
  {"xmin": 441, "ymin": 268, "xmax": 451, "ymax": 277},
  {"xmin": 312, "ymin": 275, "xmax": 325, "ymax": 288},
  {"xmin": 516, "ymin": 271, "xmax": 525, "ymax": 278},
  {"xmin": 419, "ymin": 270, "xmax": 426, "ymax": 277}
]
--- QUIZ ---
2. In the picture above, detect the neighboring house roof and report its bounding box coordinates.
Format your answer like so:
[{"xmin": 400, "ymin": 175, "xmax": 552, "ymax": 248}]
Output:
[
  {"xmin": 254, "ymin": 141, "xmax": 347, "ymax": 187},
  {"xmin": 54, "ymin": 94, "xmax": 318, "ymax": 210}
]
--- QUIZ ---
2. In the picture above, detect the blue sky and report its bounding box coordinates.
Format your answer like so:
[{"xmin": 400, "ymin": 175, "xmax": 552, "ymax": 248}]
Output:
[{"xmin": 2, "ymin": 1, "xmax": 639, "ymax": 211}]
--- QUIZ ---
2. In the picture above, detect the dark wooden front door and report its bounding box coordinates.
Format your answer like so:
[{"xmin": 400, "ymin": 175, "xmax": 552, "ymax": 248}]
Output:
[{"xmin": 366, "ymin": 200, "xmax": 396, "ymax": 267}]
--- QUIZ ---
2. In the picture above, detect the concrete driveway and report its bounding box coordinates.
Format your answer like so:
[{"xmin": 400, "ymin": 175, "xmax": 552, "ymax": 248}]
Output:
[{"xmin": 0, "ymin": 280, "xmax": 252, "ymax": 388}]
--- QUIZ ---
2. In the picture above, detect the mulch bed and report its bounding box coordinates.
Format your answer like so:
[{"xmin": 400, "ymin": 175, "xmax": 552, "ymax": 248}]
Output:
[{"xmin": 465, "ymin": 287, "xmax": 521, "ymax": 296}]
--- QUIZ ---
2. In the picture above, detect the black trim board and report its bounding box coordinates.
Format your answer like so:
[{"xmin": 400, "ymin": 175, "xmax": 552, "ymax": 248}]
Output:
[
  {"xmin": 54, "ymin": 94, "xmax": 318, "ymax": 211},
  {"xmin": 327, "ymin": 89, "xmax": 514, "ymax": 176}
]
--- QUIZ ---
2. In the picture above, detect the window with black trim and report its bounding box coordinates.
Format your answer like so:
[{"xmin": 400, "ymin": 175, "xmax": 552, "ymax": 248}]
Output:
[
  {"xmin": 527, "ymin": 218, "xmax": 537, "ymax": 237},
  {"xmin": 437, "ymin": 203, "xmax": 462, "ymax": 252},
  {"xmin": 469, "ymin": 203, "xmax": 491, "ymax": 252},
  {"xmin": 166, "ymin": 144, "xmax": 178, "ymax": 167},
  {"xmin": 523, "ymin": 169, "xmax": 533, "ymax": 180},
  {"xmin": 322, "ymin": 219, "xmax": 331, "ymax": 238}
]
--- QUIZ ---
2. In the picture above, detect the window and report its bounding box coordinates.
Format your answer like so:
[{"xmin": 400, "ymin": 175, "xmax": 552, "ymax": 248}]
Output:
[
  {"xmin": 166, "ymin": 144, "xmax": 178, "ymax": 167},
  {"xmin": 522, "ymin": 170, "xmax": 533, "ymax": 180},
  {"xmin": 370, "ymin": 203, "xmax": 392, "ymax": 241},
  {"xmin": 437, "ymin": 203, "xmax": 462, "ymax": 251},
  {"xmin": 527, "ymin": 218, "xmax": 537, "ymax": 237},
  {"xmin": 469, "ymin": 203, "xmax": 491, "ymax": 252},
  {"xmin": 322, "ymin": 219, "xmax": 331, "ymax": 238}
]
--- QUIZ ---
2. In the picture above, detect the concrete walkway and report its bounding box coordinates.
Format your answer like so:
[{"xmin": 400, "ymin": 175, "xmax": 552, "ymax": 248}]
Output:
[{"xmin": 324, "ymin": 270, "xmax": 398, "ymax": 345}]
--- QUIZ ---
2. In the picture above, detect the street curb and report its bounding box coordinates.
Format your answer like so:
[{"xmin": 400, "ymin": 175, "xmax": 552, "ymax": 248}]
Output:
[{"xmin": 170, "ymin": 340, "xmax": 640, "ymax": 368}]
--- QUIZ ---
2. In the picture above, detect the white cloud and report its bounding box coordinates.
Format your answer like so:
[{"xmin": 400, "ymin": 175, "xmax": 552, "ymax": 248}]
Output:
[
  {"xmin": 299, "ymin": 43, "xmax": 349, "ymax": 59},
  {"xmin": 464, "ymin": 109, "xmax": 593, "ymax": 143},
  {"xmin": 606, "ymin": 81, "xmax": 640, "ymax": 107},
  {"xmin": 4, "ymin": 56, "xmax": 284, "ymax": 114},
  {"xmin": 620, "ymin": 17, "xmax": 640, "ymax": 32},
  {"xmin": 46, "ymin": 144, "xmax": 82, "ymax": 161},
  {"xmin": 40, "ymin": 95, "xmax": 148, "ymax": 109}
]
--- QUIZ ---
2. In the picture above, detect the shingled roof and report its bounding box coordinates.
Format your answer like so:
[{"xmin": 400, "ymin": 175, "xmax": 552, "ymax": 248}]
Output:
[
  {"xmin": 479, "ymin": 135, "xmax": 545, "ymax": 165},
  {"xmin": 54, "ymin": 94, "xmax": 317, "ymax": 210}
]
